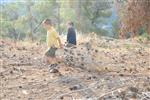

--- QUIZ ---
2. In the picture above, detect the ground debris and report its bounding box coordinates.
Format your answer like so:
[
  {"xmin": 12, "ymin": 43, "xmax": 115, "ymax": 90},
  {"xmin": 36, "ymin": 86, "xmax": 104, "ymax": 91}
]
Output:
[{"xmin": 0, "ymin": 38, "xmax": 150, "ymax": 100}]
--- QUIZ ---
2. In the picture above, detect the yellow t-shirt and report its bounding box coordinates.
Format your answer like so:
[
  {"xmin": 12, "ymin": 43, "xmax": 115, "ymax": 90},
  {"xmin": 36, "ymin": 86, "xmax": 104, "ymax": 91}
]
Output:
[{"xmin": 47, "ymin": 27, "xmax": 60, "ymax": 48}]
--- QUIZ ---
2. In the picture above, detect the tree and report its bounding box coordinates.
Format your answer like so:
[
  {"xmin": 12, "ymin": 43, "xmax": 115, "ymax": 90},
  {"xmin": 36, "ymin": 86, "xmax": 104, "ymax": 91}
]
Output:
[
  {"xmin": 26, "ymin": 1, "xmax": 35, "ymax": 41},
  {"xmin": 0, "ymin": 3, "xmax": 19, "ymax": 40},
  {"xmin": 82, "ymin": 0, "xmax": 113, "ymax": 35},
  {"xmin": 117, "ymin": 0, "xmax": 150, "ymax": 38},
  {"xmin": 1, "ymin": 0, "xmax": 115, "ymax": 40},
  {"xmin": 112, "ymin": 19, "xmax": 120, "ymax": 38}
]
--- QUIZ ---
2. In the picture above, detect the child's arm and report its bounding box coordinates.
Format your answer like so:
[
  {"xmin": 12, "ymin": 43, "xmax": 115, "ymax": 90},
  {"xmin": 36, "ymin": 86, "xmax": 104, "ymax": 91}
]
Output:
[{"xmin": 57, "ymin": 37, "xmax": 62, "ymax": 48}]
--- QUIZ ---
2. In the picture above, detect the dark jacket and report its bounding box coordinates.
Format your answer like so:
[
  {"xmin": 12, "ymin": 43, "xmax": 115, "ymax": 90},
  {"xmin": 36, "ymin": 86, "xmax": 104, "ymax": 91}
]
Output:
[{"xmin": 67, "ymin": 27, "xmax": 76, "ymax": 45}]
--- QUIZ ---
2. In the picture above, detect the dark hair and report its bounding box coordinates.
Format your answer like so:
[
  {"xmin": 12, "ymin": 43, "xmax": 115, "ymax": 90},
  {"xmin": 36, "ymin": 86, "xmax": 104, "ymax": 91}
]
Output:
[
  {"xmin": 68, "ymin": 21, "xmax": 74, "ymax": 26},
  {"xmin": 43, "ymin": 19, "xmax": 52, "ymax": 25}
]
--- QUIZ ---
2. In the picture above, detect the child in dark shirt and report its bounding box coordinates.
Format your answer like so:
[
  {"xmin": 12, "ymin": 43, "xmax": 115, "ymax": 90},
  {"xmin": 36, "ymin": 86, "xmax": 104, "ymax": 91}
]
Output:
[{"xmin": 66, "ymin": 21, "xmax": 76, "ymax": 47}]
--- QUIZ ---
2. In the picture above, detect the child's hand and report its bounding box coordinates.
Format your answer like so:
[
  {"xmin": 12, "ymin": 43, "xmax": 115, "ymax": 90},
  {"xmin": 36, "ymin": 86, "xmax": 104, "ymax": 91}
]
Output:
[{"xmin": 60, "ymin": 44, "xmax": 63, "ymax": 48}]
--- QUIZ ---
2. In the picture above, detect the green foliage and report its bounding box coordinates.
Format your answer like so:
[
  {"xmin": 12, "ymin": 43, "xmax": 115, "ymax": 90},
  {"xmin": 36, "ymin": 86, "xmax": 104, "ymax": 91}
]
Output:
[
  {"xmin": 39, "ymin": 35, "xmax": 46, "ymax": 43},
  {"xmin": 81, "ymin": 0, "xmax": 113, "ymax": 35},
  {"xmin": 112, "ymin": 19, "xmax": 120, "ymax": 38},
  {"xmin": 124, "ymin": 44, "xmax": 131, "ymax": 49},
  {"xmin": 140, "ymin": 32, "xmax": 150, "ymax": 41},
  {"xmin": 1, "ymin": 0, "xmax": 114, "ymax": 40}
]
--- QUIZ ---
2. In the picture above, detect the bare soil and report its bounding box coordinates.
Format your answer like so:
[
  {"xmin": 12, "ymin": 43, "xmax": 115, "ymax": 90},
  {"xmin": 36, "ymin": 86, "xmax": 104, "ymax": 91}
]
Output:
[{"xmin": 0, "ymin": 37, "xmax": 150, "ymax": 100}]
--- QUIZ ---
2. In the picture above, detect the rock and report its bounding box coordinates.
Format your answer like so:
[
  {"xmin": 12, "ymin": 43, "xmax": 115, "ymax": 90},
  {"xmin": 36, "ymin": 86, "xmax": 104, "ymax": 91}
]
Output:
[
  {"xmin": 69, "ymin": 84, "xmax": 82, "ymax": 91},
  {"xmin": 129, "ymin": 87, "xmax": 138, "ymax": 93},
  {"xmin": 19, "ymin": 86, "xmax": 22, "ymax": 88},
  {"xmin": 119, "ymin": 74, "xmax": 124, "ymax": 77},
  {"xmin": 10, "ymin": 70, "xmax": 13, "ymax": 74},
  {"xmin": 12, "ymin": 54, "xmax": 16, "ymax": 57},
  {"xmin": 22, "ymin": 90, "xmax": 28, "ymax": 95},
  {"xmin": 87, "ymin": 75, "xmax": 97, "ymax": 80},
  {"xmin": 95, "ymin": 49, "xmax": 98, "ymax": 53},
  {"xmin": 22, "ymin": 47, "xmax": 26, "ymax": 50},
  {"xmin": 22, "ymin": 77, "xmax": 27, "ymax": 80}
]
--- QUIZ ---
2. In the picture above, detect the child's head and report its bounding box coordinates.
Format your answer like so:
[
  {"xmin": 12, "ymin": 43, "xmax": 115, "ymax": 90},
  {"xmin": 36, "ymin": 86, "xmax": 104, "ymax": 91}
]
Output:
[
  {"xmin": 42, "ymin": 19, "xmax": 52, "ymax": 29},
  {"xmin": 67, "ymin": 21, "xmax": 74, "ymax": 28}
]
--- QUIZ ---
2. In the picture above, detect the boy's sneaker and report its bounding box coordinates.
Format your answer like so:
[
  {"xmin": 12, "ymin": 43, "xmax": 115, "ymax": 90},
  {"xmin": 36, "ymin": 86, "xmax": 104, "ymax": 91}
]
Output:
[
  {"xmin": 49, "ymin": 68, "xmax": 59, "ymax": 73},
  {"xmin": 48, "ymin": 63, "xmax": 59, "ymax": 73}
]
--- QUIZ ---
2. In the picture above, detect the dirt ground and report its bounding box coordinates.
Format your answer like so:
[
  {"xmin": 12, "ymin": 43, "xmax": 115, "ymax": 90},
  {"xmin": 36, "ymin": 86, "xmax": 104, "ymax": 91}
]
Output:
[{"xmin": 0, "ymin": 37, "xmax": 150, "ymax": 100}]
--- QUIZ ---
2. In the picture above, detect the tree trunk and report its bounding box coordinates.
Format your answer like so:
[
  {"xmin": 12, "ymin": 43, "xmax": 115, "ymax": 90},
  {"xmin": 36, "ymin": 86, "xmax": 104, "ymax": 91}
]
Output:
[{"xmin": 27, "ymin": 3, "xmax": 34, "ymax": 41}]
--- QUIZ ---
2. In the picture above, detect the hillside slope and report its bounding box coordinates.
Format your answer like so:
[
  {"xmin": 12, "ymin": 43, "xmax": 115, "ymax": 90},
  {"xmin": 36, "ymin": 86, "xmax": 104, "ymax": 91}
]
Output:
[{"xmin": 0, "ymin": 37, "xmax": 150, "ymax": 100}]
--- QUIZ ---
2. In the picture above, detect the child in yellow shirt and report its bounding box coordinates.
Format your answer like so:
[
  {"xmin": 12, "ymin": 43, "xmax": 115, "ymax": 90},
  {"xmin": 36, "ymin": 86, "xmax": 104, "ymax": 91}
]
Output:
[{"xmin": 42, "ymin": 19, "xmax": 62, "ymax": 64}]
